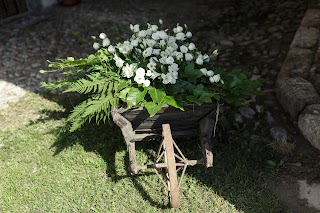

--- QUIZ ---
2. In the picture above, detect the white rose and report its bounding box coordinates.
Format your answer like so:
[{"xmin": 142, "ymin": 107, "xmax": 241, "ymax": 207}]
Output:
[
  {"xmin": 131, "ymin": 39, "xmax": 139, "ymax": 47},
  {"xmin": 151, "ymin": 25, "xmax": 158, "ymax": 31},
  {"xmin": 212, "ymin": 74, "xmax": 221, "ymax": 83},
  {"xmin": 196, "ymin": 57, "xmax": 203, "ymax": 65},
  {"xmin": 185, "ymin": 53, "xmax": 193, "ymax": 61},
  {"xmin": 152, "ymin": 32, "xmax": 160, "ymax": 40},
  {"xmin": 108, "ymin": 45, "xmax": 115, "ymax": 53},
  {"xmin": 168, "ymin": 63, "xmax": 179, "ymax": 72},
  {"xmin": 122, "ymin": 63, "xmax": 135, "ymax": 78},
  {"xmin": 146, "ymin": 70, "xmax": 153, "ymax": 77},
  {"xmin": 188, "ymin": 43, "xmax": 196, "ymax": 51},
  {"xmin": 200, "ymin": 68, "xmax": 207, "ymax": 76},
  {"xmin": 133, "ymin": 24, "xmax": 140, "ymax": 33},
  {"xmin": 176, "ymin": 26, "xmax": 183, "ymax": 33},
  {"xmin": 161, "ymin": 73, "xmax": 173, "ymax": 84},
  {"xmin": 99, "ymin": 33, "xmax": 107, "ymax": 39},
  {"xmin": 147, "ymin": 61, "xmax": 157, "ymax": 70},
  {"xmin": 102, "ymin": 38, "xmax": 110, "ymax": 47},
  {"xmin": 114, "ymin": 54, "xmax": 124, "ymax": 68},
  {"xmin": 93, "ymin": 42, "xmax": 100, "ymax": 50},
  {"xmin": 186, "ymin": 31, "xmax": 192, "ymax": 38},
  {"xmin": 143, "ymin": 79, "xmax": 151, "ymax": 87},
  {"xmin": 207, "ymin": 70, "xmax": 214, "ymax": 77},
  {"xmin": 175, "ymin": 52, "xmax": 183, "ymax": 60},
  {"xmin": 134, "ymin": 75, "xmax": 145, "ymax": 84},
  {"xmin": 136, "ymin": 67, "xmax": 146, "ymax": 77},
  {"xmin": 180, "ymin": 45, "xmax": 188, "ymax": 53},
  {"xmin": 152, "ymin": 49, "xmax": 161, "ymax": 55},
  {"xmin": 166, "ymin": 56, "xmax": 174, "ymax": 64},
  {"xmin": 143, "ymin": 47, "xmax": 153, "ymax": 58},
  {"xmin": 138, "ymin": 30, "xmax": 147, "ymax": 38},
  {"xmin": 175, "ymin": 32, "xmax": 186, "ymax": 41}
]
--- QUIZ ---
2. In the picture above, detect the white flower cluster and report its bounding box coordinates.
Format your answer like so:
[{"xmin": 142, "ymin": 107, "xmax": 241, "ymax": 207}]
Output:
[{"xmin": 92, "ymin": 22, "xmax": 221, "ymax": 87}]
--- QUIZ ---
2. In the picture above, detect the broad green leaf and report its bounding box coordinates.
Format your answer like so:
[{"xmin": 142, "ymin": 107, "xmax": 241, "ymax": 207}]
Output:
[
  {"xmin": 148, "ymin": 87, "xmax": 166, "ymax": 104},
  {"xmin": 194, "ymin": 84, "xmax": 205, "ymax": 97},
  {"xmin": 186, "ymin": 95, "xmax": 196, "ymax": 103},
  {"xmin": 126, "ymin": 88, "xmax": 146, "ymax": 108},
  {"xmin": 164, "ymin": 96, "xmax": 184, "ymax": 110},
  {"xmin": 118, "ymin": 88, "xmax": 130, "ymax": 99},
  {"xmin": 199, "ymin": 93, "xmax": 212, "ymax": 103},
  {"xmin": 184, "ymin": 63, "xmax": 194, "ymax": 73},
  {"xmin": 144, "ymin": 102, "xmax": 162, "ymax": 117}
]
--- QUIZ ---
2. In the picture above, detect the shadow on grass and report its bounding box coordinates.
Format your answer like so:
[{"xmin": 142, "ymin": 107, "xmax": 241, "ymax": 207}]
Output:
[{"xmin": 32, "ymin": 96, "xmax": 284, "ymax": 211}]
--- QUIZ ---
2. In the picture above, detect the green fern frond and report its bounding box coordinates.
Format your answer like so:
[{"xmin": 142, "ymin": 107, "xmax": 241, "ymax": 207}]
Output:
[{"xmin": 64, "ymin": 76, "xmax": 108, "ymax": 94}]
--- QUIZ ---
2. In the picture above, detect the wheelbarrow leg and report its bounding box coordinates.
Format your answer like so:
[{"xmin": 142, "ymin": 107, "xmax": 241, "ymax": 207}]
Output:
[
  {"xmin": 199, "ymin": 111, "xmax": 215, "ymax": 167},
  {"xmin": 127, "ymin": 140, "xmax": 138, "ymax": 174},
  {"xmin": 162, "ymin": 124, "xmax": 180, "ymax": 208}
]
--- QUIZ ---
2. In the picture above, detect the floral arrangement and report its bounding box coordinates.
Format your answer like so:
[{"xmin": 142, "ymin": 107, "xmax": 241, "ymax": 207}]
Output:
[{"xmin": 41, "ymin": 20, "xmax": 262, "ymax": 131}]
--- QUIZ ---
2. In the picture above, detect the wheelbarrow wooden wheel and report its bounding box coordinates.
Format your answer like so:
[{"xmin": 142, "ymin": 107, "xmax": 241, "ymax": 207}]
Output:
[{"xmin": 163, "ymin": 124, "xmax": 179, "ymax": 208}]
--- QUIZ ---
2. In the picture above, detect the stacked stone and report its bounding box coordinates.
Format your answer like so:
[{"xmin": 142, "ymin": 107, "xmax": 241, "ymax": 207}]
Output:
[{"xmin": 275, "ymin": 2, "xmax": 320, "ymax": 150}]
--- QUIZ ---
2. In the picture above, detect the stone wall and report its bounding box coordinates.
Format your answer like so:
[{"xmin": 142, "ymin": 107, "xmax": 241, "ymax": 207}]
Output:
[{"xmin": 276, "ymin": 1, "xmax": 320, "ymax": 150}]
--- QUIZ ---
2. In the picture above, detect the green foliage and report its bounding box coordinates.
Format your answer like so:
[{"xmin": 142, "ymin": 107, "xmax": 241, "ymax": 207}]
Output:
[{"xmin": 41, "ymin": 23, "xmax": 263, "ymax": 131}]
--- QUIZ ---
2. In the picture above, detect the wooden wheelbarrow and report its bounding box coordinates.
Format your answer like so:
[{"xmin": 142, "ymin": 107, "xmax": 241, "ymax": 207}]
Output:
[{"xmin": 111, "ymin": 104, "xmax": 216, "ymax": 208}]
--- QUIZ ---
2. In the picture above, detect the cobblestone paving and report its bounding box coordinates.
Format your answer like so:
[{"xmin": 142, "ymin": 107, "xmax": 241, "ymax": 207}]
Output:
[{"xmin": 2, "ymin": 0, "xmax": 320, "ymax": 211}]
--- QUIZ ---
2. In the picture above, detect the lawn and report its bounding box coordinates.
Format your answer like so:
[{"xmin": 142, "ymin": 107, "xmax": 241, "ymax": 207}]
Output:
[{"xmin": 0, "ymin": 92, "xmax": 283, "ymax": 212}]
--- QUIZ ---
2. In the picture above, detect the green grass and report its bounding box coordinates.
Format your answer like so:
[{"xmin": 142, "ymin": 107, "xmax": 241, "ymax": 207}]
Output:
[{"xmin": 0, "ymin": 92, "xmax": 283, "ymax": 212}]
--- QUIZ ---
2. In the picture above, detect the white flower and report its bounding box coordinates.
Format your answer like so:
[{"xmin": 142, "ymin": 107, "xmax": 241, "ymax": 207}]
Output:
[
  {"xmin": 165, "ymin": 46, "xmax": 174, "ymax": 55},
  {"xmin": 151, "ymin": 32, "xmax": 160, "ymax": 40},
  {"xmin": 168, "ymin": 63, "xmax": 179, "ymax": 72},
  {"xmin": 171, "ymin": 70, "xmax": 178, "ymax": 79},
  {"xmin": 147, "ymin": 39, "xmax": 156, "ymax": 47},
  {"xmin": 196, "ymin": 56, "xmax": 204, "ymax": 65},
  {"xmin": 138, "ymin": 30, "xmax": 147, "ymax": 38},
  {"xmin": 130, "ymin": 24, "xmax": 140, "ymax": 33},
  {"xmin": 131, "ymin": 39, "xmax": 139, "ymax": 47},
  {"xmin": 136, "ymin": 67, "xmax": 146, "ymax": 77},
  {"xmin": 175, "ymin": 26, "xmax": 183, "ymax": 33},
  {"xmin": 152, "ymin": 49, "xmax": 161, "ymax": 55},
  {"xmin": 188, "ymin": 43, "xmax": 196, "ymax": 51},
  {"xmin": 158, "ymin": 31, "xmax": 168, "ymax": 40},
  {"xmin": 99, "ymin": 33, "xmax": 107, "ymax": 39},
  {"xmin": 151, "ymin": 25, "xmax": 158, "ymax": 31},
  {"xmin": 200, "ymin": 68, "xmax": 207, "ymax": 76},
  {"xmin": 102, "ymin": 38, "xmax": 110, "ymax": 47},
  {"xmin": 161, "ymin": 73, "xmax": 173, "ymax": 84},
  {"xmin": 175, "ymin": 32, "xmax": 186, "ymax": 41},
  {"xmin": 159, "ymin": 19, "xmax": 163, "ymax": 25},
  {"xmin": 185, "ymin": 53, "xmax": 193, "ymax": 61},
  {"xmin": 118, "ymin": 41, "xmax": 132, "ymax": 54},
  {"xmin": 186, "ymin": 31, "xmax": 192, "ymax": 38},
  {"xmin": 143, "ymin": 47, "xmax": 153, "ymax": 58},
  {"xmin": 146, "ymin": 70, "xmax": 153, "ymax": 77},
  {"xmin": 180, "ymin": 45, "xmax": 188, "ymax": 53},
  {"xmin": 203, "ymin": 54, "xmax": 210, "ymax": 62},
  {"xmin": 175, "ymin": 52, "xmax": 183, "ymax": 60},
  {"xmin": 134, "ymin": 75, "xmax": 145, "ymax": 84},
  {"xmin": 108, "ymin": 45, "xmax": 115, "ymax": 53},
  {"xmin": 147, "ymin": 61, "xmax": 157, "ymax": 70},
  {"xmin": 166, "ymin": 56, "xmax": 174, "ymax": 64},
  {"xmin": 93, "ymin": 42, "xmax": 100, "ymax": 50},
  {"xmin": 159, "ymin": 39, "xmax": 166, "ymax": 47},
  {"xmin": 143, "ymin": 79, "xmax": 151, "ymax": 87},
  {"xmin": 114, "ymin": 54, "xmax": 124, "ymax": 68},
  {"xmin": 212, "ymin": 74, "xmax": 221, "ymax": 82},
  {"xmin": 207, "ymin": 70, "xmax": 214, "ymax": 76},
  {"xmin": 122, "ymin": 63, "xmax": 135, "ymax": 78},
  {"xmin": 159, "ymin": 57, "xmax": 167, "ymax": 65},
  {"xmin": 151, "ymin": 70, "xmax": 161, "ymax": 79}
]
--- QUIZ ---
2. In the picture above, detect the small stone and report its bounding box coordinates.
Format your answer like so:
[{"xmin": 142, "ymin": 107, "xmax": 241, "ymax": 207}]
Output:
[
  {"xmin": 239, "ymin": 106, "xmax": 256, "ymax": 119},
  {"xmin": 265, "ymin": 111, "xmax": 275, "ymax": 125},
  {"xmin": 31, "ymin": 63, "xmax": 41, "ymax": 68},
  {"xmin": 270, "ymin": 126, "xmax": 288, "ymax": 141},
  {"xmin": 255, "ymin": 105, "xmax": 264, "ymax": 114},
  {"xmin": 220, "ymin": 40, "xmax": 234, "ymax": 47},
  {"xmin": 234, "ymin": 113, "xmax": 243, "ymax": 123}
]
